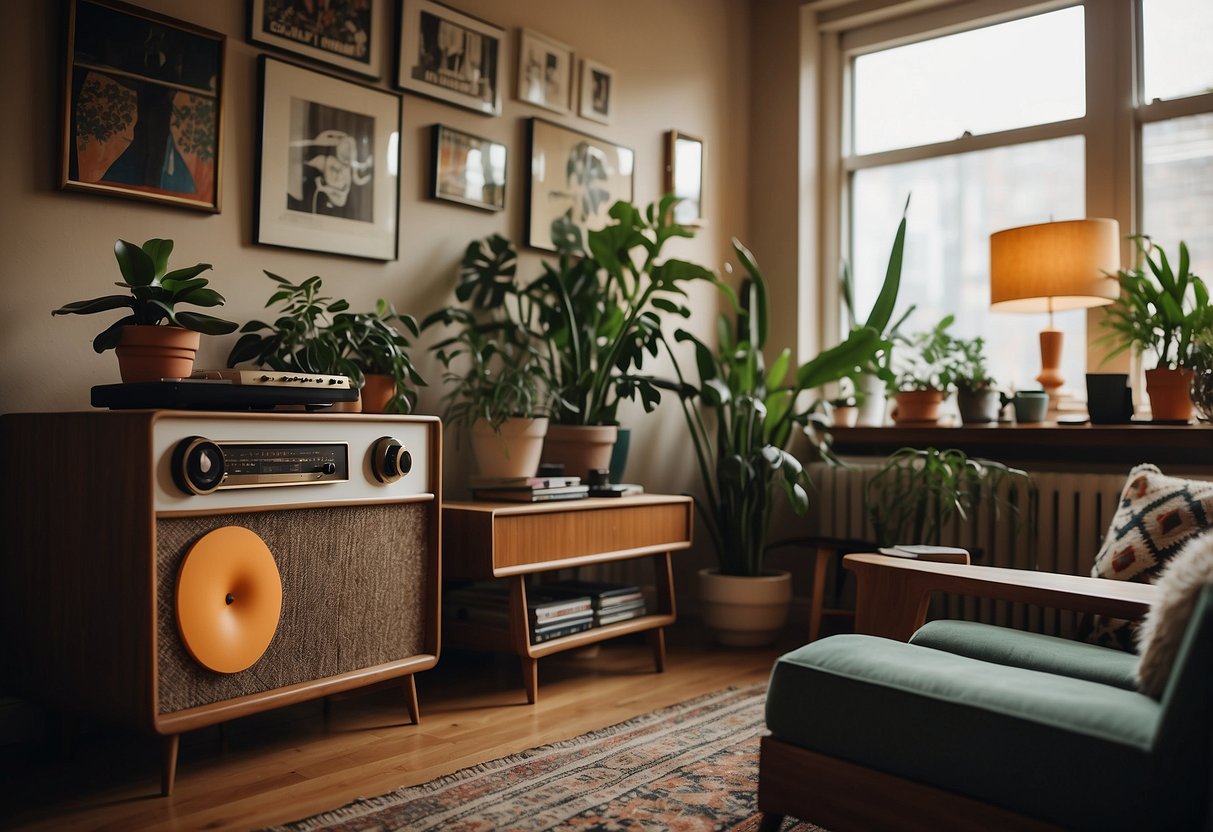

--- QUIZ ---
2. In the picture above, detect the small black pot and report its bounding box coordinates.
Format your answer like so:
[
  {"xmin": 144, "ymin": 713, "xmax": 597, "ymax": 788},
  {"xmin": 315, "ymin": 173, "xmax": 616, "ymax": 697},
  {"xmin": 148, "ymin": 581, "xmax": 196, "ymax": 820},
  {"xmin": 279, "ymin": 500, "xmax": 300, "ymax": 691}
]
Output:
[{"xmin": 957, "ymin": 387, "xmax": 1005, "ymax": 424}]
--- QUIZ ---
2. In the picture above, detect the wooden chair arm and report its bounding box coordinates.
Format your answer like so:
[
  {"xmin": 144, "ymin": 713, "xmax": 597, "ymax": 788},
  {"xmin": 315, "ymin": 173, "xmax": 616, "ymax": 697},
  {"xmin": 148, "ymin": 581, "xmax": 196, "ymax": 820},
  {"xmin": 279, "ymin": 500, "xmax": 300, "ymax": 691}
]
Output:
[{"xmin": 843, "ymin": 553, "xmax": 1158, "ymax": 642}]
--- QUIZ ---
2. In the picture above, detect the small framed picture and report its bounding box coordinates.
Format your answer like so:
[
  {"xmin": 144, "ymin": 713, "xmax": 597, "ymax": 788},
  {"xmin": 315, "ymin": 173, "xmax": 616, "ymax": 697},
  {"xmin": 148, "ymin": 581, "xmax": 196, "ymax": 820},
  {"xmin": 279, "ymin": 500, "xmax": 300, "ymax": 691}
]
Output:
[
  {"xmin": 664, "ymin": 130, "xmax": 704, "ymax": 226},
  {"xmin": 525, "ymin": 118, "xmax": 634, "ymax": 252},
  {"xmin": 578, "ymin": 59, "xmax": 613, "ymax": 124},
  {"xmin": 430, "ymin": 124, "xmax": 507, "ymax": 212},
  {"xmin": 397, "ymin": 0, "xmax": 504, "ymax": 117},
  {"xmin": 255, "ymin": 57, "xmax": 401, "ymax": 261},
  {"xmin": 517, "ymin": 29, "xmax": 573, "ymax": 116},
  {"xmin": 61, "ymin": 0, "xmax": 225, "ymax": 213},
  {"xmin": 248, "ymin": 0, "xmax": 385, "ymax": 79}
]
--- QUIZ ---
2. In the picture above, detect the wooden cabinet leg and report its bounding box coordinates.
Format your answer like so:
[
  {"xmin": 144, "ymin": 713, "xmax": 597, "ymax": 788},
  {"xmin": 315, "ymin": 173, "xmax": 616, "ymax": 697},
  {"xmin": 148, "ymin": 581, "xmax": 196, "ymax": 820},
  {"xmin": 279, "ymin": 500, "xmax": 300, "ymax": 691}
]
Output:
[
  {"xmin": 161, "ymin": 734, "xmax": 180, "ymax": 797},
  {"xmin": 404, "ymin": 674, "xmax": 421, "ymax": 725},
  {"xmin": 808, "ymin": 546, "xmax": 833, "ymax": 643},
  {"xmin": 521, "ymin": 657, "xmax": 538, "ymax": 705},
  {"xmin": 648, "ymin": 627, "xmax": 666, "ymax": 672}
]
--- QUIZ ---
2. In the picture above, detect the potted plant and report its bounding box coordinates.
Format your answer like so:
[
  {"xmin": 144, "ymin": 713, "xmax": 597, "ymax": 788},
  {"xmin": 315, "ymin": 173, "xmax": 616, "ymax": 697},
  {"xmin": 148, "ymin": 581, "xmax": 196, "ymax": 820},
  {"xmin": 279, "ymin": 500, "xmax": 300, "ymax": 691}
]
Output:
[
  {"xmin": 52, "ymin": 238, "xmax": 237, "ymax": 382},
  {"xmin": 953, "ymin": 335, "xmax": 1005, "ymax": 424},
  {"xmin": 891, "ymin": 315, "xmax": 962, "ymax": 424},
  {"xmin": 828, "ymin": 393, "xmax": 859, "ymax": 428},
  {"xmin": 663, "ymin": 208, "xmax": 906, "ymax": 646},
  {"xmin": 423, "ymin": 235, "xmax": 551, "ymax": 478},
  {"xmin": 332, "ymin": 301, "xmax": 426, "ymax": 413},
  {"xmin": 864, "ymin": 447, "xmax": 1035, "ymax": 549},
  {"xmin": 841, "ymin": 253, "xmax": 915, "ymax": 427},
  {"xmin": 1100, "ymin": 235, "xmax": 1212, "ymax": 421},
  {"xmin": 227, "ymin": 272, "xmax": 424, "ymax": 413}
]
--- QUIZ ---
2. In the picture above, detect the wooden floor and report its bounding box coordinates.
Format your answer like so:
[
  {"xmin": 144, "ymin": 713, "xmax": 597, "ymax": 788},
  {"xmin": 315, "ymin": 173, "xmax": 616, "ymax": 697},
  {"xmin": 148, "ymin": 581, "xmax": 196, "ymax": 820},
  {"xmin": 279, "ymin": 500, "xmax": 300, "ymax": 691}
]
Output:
[{"xmin": 0, "ymin": 624, "xmax": 795, "ymax": 831}]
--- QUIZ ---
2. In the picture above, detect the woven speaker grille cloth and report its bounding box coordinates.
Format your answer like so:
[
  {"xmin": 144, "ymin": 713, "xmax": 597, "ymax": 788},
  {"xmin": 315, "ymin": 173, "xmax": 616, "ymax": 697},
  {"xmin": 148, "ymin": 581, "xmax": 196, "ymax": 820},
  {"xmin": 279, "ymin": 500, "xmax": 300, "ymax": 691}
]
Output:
[{"xmin": 156, "ymin": 503, "xmax": 430, "ymax": 713}]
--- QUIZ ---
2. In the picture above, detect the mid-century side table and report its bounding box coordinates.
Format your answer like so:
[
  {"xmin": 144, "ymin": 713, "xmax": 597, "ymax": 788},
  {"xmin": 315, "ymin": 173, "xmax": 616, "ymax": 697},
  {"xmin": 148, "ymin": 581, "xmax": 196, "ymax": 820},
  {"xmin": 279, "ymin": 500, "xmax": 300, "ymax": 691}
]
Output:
[{"xmin": 442, "ymin": 495, "xmax": 694, "ymax": 703}]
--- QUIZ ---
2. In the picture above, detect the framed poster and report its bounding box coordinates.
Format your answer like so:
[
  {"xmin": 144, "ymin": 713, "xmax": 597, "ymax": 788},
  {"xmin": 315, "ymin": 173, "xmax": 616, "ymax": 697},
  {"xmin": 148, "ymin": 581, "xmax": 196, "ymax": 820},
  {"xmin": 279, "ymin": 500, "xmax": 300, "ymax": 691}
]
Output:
[
  {"xmin": 397, "ymin": 0, "xmax": 503, "ymax": 116},
  {"xmin": 431, "ymin": 124, "xmax": 506, "ymax": 211},
  {"xmin": 664, "ymin": 130, "xmax": 704, "ymax": 226},
  {"xmin": 525, "ymin": 118, "xmax": 634, "ymax": 252},
  {"xmin": 61, "ymin": 0, "xmax": 225, "ymax": 212},
  {"xmin": 578, "ymin": 58, "xmax": 613, "ymax": 125},
  {"xmin": 255, "ymin": 57, "xmax": 400, "ymax": 261},
  {"xmin": 248, "ymin": 0, "xmax": 384, "ymax": 78},
  {"xmin": 517, "ymin": 29, "xmax": 573, "ymax": 115}
]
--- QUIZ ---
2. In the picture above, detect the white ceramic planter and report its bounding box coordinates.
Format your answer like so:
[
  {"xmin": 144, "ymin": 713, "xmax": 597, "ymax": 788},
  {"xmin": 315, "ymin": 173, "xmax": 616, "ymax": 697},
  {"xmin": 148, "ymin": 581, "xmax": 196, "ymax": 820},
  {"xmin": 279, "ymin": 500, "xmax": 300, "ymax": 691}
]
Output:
[
  {"xmin": 470, "ymin": 417, "xmax": 549, "ymax": 478},
  {"xmin": 855, "ymin": 373, "xmax": 887, "ymax": 427},
  {"xmin": 698, "ymin": 568, "xmax": 792, "ymax": 647}
]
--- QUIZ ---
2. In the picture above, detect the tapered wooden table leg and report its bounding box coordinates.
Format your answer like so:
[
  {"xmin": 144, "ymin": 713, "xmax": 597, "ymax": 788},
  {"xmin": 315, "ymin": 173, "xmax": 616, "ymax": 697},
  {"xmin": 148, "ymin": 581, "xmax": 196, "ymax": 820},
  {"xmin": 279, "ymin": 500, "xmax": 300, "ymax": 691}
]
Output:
[
  {"xmin": 808, "ymin": 545, "xmax": 833, "ymax": 642},
  {"xmin": 404, "ymin": 674, "xmax": 421, "ymax": 724},
  {"xmin": 161, "ymin": 734, "xmax": 180, "ymax": 797},
  {"xmin": 521, "ymin": 657, "xmax": 539, "ymax": 704},
  {"xmin": 647, "ymin": 627, "xmax": 666, "ymax": 672}
]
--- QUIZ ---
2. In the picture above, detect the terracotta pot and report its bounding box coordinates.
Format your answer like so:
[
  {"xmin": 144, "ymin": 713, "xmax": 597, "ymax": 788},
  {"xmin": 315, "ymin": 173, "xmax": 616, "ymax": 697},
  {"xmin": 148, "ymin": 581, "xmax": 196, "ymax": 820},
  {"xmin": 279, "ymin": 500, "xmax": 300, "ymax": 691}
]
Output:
[
  {"xmin": 540, "ymin": 424, "xmax": 617, "ymax": 480},
  {"xmin": 892, "ymin": 389, "xmax": 945, "ymax": 424},
  {"xmin": 114, "ymin": 326, "xmax": 199, "ymax": 383},
  {"xmin": 360, "ymin": 373, "xmax": 396, "ymax": 413},
  {"xmin": 698, "ymin": 568, "xmax": 792, "ymax": 647},
  {"xmin": 470, "ymin": 417, "xmax": 549, "ymax": 478},
  {"xmin": 1146, "ymin": 367, "xmax": 1194, "ymax": 422},
  {"xmin": 832, "ymin": 405, "xmax": 857, "ymax": 428}
]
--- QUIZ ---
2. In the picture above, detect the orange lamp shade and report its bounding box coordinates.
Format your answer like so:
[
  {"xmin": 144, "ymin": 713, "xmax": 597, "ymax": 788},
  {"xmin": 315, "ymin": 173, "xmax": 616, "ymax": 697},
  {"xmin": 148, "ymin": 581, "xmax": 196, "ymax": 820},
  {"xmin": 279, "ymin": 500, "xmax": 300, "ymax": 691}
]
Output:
[
  {"xmin": 989, "ymin": 218, "xmax": 1121, "ymax": 312},
  {"xmin": 175, "ymin": 526, "xmax": 283, "ymax": 674}
]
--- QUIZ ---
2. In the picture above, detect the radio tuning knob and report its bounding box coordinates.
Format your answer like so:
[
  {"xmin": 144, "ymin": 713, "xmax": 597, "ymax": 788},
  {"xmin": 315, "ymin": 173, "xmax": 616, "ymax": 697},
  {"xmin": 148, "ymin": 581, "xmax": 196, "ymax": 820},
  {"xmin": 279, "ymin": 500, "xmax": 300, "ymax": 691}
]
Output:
[
  {"xmin": 171, "ymin": 437, "xmax": 227, "ymax": 495},
  {"xmin": 371, "ymin": 437, "xmax": 411, "ymax": 484}
]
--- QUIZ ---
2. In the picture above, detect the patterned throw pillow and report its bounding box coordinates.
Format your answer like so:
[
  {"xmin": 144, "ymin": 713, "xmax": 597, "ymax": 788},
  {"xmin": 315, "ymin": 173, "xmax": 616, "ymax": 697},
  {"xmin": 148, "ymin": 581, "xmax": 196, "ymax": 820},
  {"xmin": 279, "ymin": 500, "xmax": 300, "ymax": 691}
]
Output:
[{"xmin": 1086, "ymin": 464, "xmax": 1213, "ymax": 650}]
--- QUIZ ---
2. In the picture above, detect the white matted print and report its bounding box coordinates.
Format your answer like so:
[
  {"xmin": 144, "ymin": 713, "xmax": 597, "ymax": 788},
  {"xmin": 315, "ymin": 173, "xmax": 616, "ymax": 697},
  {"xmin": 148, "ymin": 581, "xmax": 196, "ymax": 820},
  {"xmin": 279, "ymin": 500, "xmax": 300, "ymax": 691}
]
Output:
[
  {"xmin": 255, "ymin": 57, "xmax": 400, "ymax": 260},
  {"xmin": 517, "ymin": 29, "xmax": 573, "ymax": 116},
  {"xmin": 397, "ymin": 0, "xmax": 503, "ymax": 116},
  {"xmin": 578, "ymin": 58, "xmax": 613, "ymax": 124},
  {"xmin": 249, "ymin": 0, "xmax": 384, "ymax": 78},
  {"xmin": 525, "ymin": 118, "xmax": 633, "ymax": 252}
]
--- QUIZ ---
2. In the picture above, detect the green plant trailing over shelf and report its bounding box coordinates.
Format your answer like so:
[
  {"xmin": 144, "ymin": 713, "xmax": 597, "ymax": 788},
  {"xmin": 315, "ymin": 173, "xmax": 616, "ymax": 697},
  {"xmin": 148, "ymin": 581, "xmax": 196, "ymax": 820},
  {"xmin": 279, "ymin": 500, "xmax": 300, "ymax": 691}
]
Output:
[
  {"xmin": 422, "ymin": 235, "xmax": 550, "ymax": 432},
  {"xmin": 52, "ymin": 238, "xmax": 237, "ymax": 351},
  {"xmin": 660, "ymin": 208, "xmax": 907, "ymax": 577},
  {"xmin": 864, "ymin": 447, "xmax": 1036, "ymax": 550},
  {"xmin": 1100, "ymin": 235, "xmax": 1212, "ymax": 370},
  {"xmin": 227, "ymin": 272, "xmax": 424, "ymax": 412}
]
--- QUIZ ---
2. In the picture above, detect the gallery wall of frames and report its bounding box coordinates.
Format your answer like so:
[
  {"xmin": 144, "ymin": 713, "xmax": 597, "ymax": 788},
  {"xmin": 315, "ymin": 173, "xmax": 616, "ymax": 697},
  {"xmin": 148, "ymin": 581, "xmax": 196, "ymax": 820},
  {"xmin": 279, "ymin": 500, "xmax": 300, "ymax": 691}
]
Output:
[{"xmin": 60, "ymin": 0, "xmax": 707, "ymax": 262}]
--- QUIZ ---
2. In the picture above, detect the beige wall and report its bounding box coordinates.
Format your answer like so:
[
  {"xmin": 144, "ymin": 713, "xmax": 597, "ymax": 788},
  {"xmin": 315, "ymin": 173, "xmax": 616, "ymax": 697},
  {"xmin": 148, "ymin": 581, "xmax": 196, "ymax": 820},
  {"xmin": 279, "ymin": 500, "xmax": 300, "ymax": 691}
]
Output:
[{"xmin": 0, "ymin": 0, "xmax": 754, "ymax": 508}]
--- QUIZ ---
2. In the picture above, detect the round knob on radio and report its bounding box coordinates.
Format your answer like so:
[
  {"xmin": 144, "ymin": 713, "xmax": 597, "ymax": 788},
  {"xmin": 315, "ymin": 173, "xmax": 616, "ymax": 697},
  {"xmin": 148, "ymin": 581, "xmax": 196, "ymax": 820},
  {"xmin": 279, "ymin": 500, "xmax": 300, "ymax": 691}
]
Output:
[
  {"xmin": 371, "ymin": 437, "xmax": 411, "ymax": 483},
  {"xmin": 172, "ymin": 437, "xmax": 227, "ymax": 495}
]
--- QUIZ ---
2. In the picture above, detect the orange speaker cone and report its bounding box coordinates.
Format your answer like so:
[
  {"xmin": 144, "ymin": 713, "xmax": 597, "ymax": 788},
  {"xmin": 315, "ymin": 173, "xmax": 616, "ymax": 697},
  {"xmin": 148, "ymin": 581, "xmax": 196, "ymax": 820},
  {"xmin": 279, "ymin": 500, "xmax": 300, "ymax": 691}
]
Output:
[{"xmin": 175, "ymin": 526, "xmax": 283, "ymax": 674}]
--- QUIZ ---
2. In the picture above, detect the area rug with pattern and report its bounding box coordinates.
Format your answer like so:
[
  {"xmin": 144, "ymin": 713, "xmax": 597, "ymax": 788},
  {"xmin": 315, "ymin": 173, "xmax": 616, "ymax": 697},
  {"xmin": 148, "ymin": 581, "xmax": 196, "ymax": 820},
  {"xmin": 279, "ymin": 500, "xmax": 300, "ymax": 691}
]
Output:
[{"xmin": 263, "ymin": 684, "xmax": 821, "ymax": 831}]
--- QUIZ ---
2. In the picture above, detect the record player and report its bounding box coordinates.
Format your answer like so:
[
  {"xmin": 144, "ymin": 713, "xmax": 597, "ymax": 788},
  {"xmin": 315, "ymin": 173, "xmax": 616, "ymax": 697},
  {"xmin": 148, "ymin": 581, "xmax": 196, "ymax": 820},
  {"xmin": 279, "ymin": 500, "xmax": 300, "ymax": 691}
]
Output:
[{"xmin": 92, "ymin": 370, "xmax": 359, "ymax": 410}]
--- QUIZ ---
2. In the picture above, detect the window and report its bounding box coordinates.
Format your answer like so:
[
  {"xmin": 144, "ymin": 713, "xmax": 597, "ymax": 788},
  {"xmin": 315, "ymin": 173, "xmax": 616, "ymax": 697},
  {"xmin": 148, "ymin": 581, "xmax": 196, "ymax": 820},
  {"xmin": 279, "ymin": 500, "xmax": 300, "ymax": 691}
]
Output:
[{"xmin": 821, "ymin": 0, "xmax": 1213, "ymax": 393}]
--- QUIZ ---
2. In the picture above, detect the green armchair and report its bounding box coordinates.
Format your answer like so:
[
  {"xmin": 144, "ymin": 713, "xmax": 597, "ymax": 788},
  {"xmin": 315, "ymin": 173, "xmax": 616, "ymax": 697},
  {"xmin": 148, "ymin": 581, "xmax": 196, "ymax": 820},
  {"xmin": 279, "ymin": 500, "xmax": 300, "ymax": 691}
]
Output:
[{"xmin": 758, "ymin": 554, "xmax": 1210, "ymax": 831}]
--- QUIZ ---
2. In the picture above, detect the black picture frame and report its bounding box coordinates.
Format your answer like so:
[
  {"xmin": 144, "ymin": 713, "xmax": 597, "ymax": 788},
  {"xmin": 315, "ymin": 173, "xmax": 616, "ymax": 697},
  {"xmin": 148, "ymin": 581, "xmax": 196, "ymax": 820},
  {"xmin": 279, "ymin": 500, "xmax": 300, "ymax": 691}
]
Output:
[
  {"xmin": 254, "ymin": 56, "xmax": 401, "ymax": 261},
  {"xmin": 525, "ymin": 118, "xmax": 635, "ymax": 252},
  {"xmin": 396, "ymin": 0, "xmax": 504, "ymax": 116},
  {"xmin": 248, "ymin": 0, "xmax": 385, "ymax": 79},
  {"xmin": 61, "ymin": 0, "xmax": 226, "ymax": 213},
  {"xmin": 430, "ymin": 124, "xmax": 507, "ymax": 212}
]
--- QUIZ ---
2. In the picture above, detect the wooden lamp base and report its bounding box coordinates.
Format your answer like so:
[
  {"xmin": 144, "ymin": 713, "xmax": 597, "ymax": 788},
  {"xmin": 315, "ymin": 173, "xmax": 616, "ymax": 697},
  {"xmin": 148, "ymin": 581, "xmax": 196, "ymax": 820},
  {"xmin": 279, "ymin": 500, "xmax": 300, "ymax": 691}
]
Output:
[{"xmin": 1036, "ymin": 328, "xmax": 1064, "ymax": 408}]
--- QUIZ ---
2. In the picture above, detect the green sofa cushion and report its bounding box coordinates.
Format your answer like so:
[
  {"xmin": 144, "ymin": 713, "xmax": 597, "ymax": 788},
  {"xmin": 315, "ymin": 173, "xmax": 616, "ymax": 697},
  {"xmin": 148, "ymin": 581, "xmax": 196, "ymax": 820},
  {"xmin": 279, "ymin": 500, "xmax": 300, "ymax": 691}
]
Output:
[
  {"xmin": 910, "ymin": 619, "xmax": 1139, "ymax": 690},
  {"xmin": 764, "ymin": 635, "xmax": 1199, "ymax": 830}
]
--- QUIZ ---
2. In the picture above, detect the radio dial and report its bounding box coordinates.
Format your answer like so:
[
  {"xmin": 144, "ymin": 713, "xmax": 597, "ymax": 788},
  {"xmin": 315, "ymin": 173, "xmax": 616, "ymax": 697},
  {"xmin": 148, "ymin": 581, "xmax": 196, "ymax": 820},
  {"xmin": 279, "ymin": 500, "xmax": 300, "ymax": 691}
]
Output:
[
  {"xmin": 371, "ymin": 437, "xmax": 411, "ymax": 484},
  {"xmin": 172, "ymin": 437, "xmax": 227, "ymax": 495}
]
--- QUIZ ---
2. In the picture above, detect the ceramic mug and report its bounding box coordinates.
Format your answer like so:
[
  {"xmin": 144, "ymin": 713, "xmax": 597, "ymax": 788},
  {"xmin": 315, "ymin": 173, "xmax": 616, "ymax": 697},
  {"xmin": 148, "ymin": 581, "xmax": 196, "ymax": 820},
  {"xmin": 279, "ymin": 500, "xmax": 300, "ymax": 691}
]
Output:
[
  {"xmin": 1086, "ymin": 373, "xmax": 1134, "ymax": 424},
  {"xmin": 1013, "ymin": 390, "xmax": 1049, "ymax": 423}
]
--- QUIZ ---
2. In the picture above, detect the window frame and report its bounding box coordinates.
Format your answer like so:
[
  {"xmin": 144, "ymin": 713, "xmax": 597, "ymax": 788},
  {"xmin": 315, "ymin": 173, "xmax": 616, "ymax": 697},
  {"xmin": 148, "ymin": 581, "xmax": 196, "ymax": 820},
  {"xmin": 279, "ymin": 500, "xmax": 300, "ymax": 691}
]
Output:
[{"xmin": 809, "ymin": 0, "xmax": 1213, "ymax": 385}]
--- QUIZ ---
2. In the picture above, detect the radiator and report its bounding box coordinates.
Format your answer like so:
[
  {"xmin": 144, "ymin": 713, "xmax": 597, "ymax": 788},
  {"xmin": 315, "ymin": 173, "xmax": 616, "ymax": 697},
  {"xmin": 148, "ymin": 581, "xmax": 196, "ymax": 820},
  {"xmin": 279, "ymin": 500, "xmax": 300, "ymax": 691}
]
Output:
[{"xmin": 806, "ymin": 461, "xmax": 1129, "ymax": 638}]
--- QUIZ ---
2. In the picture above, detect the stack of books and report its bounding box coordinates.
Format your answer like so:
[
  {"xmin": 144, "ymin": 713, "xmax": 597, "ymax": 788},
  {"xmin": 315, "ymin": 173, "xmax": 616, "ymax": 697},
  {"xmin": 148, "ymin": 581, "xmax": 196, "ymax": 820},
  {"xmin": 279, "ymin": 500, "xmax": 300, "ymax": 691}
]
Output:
[
  {"xmin": 542, "ymin": 580, "xmax": 647, "ymax": 626},
  {"xmin": 470, "ymin": 474, "xmax": 589, "ymax": 503},
  {"xmin": 443, "ymin": 582, "xmax": 596, "ymax": 644}
]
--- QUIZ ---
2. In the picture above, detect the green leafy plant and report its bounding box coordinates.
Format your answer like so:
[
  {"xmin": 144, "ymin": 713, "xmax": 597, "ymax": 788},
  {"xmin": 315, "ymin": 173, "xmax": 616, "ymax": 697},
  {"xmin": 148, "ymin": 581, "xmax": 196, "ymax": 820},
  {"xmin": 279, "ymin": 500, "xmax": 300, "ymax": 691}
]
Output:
[
  {"xmin": 864, "ymin": 447, "xmax": 1036, "ymax": 549},
  {"xmin": 1100, "ymin": 235, "xmax": 1212, "ymax": 369},
  {"xmin": 952, "ymin": 334, "xmax": 996, "ymax": 391},
  {"xmin": 422, "ymin": 235, "xmax": 550, "ymax": 432},
  {"xmin": 893, "ymin": 315, "xmax": 963, "ymax": 391},
  {"xmin": 228, "ymin": 272, "xmax": 424, "ymax": 411},
  {"xmin": 52, "ymin": 238, "xmax": 237, "ymax": 351},
  {"xmin": 662, "ymin": 208, "xmax": 906, "ymax": 577}
]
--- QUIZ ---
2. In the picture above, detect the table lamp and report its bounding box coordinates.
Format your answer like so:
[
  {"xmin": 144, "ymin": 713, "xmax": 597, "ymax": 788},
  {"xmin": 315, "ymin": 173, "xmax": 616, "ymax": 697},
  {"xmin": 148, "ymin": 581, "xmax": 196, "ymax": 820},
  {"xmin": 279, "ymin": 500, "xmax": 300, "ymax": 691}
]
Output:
[{"xmin": 989, "ymin": 218, "xmax": 1121, "ymax": 405}]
